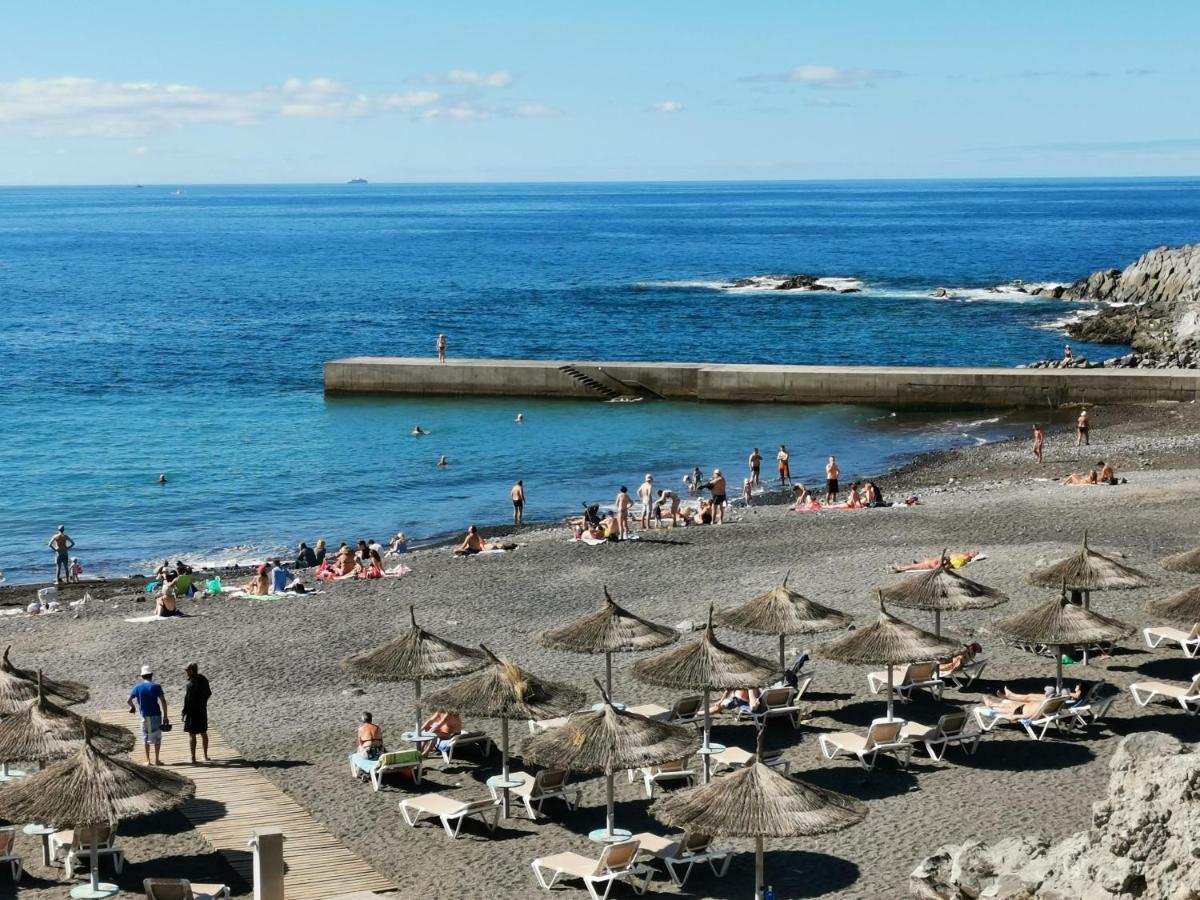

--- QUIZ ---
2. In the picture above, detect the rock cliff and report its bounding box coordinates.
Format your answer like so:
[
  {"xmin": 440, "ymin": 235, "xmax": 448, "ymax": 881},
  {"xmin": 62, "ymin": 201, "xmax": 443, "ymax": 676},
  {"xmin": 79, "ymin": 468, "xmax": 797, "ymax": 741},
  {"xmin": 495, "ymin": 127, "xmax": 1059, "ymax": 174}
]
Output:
[
  {"xmin": 1045, "ymin": 244, "xmax": 1200, "ymax": 353},
  {"xmin": 909, "ymin": 732, "xmax": 1200, "ymax": 900}
]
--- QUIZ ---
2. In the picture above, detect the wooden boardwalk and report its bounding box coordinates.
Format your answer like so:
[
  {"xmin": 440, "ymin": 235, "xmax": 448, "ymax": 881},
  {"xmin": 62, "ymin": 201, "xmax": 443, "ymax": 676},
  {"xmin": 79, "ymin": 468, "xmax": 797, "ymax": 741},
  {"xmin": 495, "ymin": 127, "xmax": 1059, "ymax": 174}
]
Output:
[{"xmin": 100, "ymin": 712, "xmax": 396, "ymax": 900}]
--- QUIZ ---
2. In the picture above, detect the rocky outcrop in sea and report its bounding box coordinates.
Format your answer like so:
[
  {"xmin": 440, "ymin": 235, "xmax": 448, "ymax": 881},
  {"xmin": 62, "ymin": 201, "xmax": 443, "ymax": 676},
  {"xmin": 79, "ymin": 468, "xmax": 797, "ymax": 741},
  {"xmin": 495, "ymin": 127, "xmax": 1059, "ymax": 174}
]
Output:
[{"xmin": 908, "ymin": 732, "xmax": 1200, "ymax": 900}]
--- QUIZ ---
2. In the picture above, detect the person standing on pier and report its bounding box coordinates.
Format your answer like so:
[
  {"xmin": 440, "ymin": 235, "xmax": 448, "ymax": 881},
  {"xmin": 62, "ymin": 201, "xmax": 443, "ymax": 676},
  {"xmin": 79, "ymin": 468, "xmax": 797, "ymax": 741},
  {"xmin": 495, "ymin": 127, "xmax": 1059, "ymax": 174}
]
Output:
[
  {"xmin": 748, "ymin": 448, "xmax": 762, "ymax": 487},
  {"xmin": 436, "ymin": 333, "xmax": 447, "ymax": 363},
  {"xmin": 511, "ymin": 480, "xmax": 525, "ymax": 525}
]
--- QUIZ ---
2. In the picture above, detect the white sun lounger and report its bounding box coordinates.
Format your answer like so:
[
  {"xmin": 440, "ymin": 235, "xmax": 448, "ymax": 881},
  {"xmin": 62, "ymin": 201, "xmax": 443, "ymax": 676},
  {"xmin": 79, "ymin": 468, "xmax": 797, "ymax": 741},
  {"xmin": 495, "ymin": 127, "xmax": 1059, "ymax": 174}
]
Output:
[
  {"xmin": 437, "ymin": 730, "xmax": 494, "ymax": 764},
  {"xmin": 940, "ymin": 656, "xmax": 989, "ymax": 689},
  {"xmin": 143, "ymin": 878, "xmax": 231, "ymax": 900},
  {"xmin": 494, "ymin": 769, "xmax": 582, "ymax": 819},
  {"xmin": 1067, "ymin": 682, "xmax": 1119, "ymax": 727},
  {"xmin": 867, "ymin": 661, "xmax": 944, "ymax": 702},
  {"xmin": 899, "ymin": 712, "xmax": 980, "ymax": 761},
  {"xmin": 399, "ymin": 793, "xmax": 502, "ymax": 838},
  {"xmin": 734, "ymin": 685, "xmax": 803, "ymax": 729},
  {"xmin": 819, "ymin": 718, "xmax": 913, "ymax": 771},
  {"xmin": 1142, "ymin": 623, "xmax": 1200, "ymax": 658},
  {"xmin": 0, "ymin": 827, "xmax": 21, "ymax": 881},
  {"xmin": 349, "ymin": 749, "xmax": 423, "ymax": 791},
  {"xmin": 1129, "ymin": 672, "xmax": 1200, "ymax": 714},
  {"xmin": 532, "ymin": 839, "xmax": 654, "ymax": 900},
  {"xmin": 629, "ymin": 831, "xmax": 733, "ymax": 886},
  {"xmin": 628, "ymin": 757, "xmax": 695, "ymax": 798},
  {"xmin": 973, "ymin": 695, "xmax": 1075, "ymax": 740},
  {"xmin": 51, "ymin": 824, "xmax": 124, "ymax": 879}
]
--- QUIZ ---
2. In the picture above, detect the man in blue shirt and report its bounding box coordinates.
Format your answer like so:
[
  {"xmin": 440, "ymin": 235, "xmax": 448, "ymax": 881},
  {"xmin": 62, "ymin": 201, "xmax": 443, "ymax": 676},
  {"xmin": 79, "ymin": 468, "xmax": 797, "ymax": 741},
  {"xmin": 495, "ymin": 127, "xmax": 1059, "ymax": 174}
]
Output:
[
  {"xmin": 270, "ymin": 559, "xmax": 293, "ymax": 594},
  {"xmin": 127, "ymin": 664, "xmax": 169, "ymax": 765}
]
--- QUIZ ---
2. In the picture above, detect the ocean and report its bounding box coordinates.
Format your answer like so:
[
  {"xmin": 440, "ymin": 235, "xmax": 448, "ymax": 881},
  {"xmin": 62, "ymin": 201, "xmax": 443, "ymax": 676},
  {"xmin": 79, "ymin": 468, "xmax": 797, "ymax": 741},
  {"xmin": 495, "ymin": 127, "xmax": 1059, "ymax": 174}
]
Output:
[{"xmin": 3, "ymin": 178, "xmax": 1198, "ymax": 583}]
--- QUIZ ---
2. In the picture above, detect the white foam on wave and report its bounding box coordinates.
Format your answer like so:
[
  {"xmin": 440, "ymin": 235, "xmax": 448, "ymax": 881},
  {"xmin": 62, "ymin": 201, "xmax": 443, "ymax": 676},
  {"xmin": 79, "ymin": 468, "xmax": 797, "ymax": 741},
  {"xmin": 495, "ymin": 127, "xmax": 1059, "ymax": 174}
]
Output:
[
  {"xmin": 134, "ymin": 540, "xmax": 294, "ymax": 574},
  {"xmin": 636, "ymin": 275, "xmax": 866, "ymax": 294},
  {"xmin": 1037, "ymin": 308, "xmax": 1098, "ymax": 332}
]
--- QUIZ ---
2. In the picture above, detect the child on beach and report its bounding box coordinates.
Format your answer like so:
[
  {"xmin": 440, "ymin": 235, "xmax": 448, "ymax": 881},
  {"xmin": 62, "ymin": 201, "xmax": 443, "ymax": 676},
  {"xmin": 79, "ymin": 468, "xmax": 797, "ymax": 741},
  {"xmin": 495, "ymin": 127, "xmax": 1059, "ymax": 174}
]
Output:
[
  {"xmin": 69, "ymin": 557, "xmax": 82, "ymax": 582},
  {"xmin": 742, "ymin": 477, "xmax": 753, "ymax": 507}
]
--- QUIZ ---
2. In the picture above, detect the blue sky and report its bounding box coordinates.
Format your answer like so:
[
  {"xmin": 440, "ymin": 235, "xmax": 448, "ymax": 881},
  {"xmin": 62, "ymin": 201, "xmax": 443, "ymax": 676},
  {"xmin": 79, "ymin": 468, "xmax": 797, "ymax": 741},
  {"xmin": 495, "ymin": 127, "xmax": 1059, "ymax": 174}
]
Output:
[{"xmin": 3, "ymin": 1, "xmax": 1199, "ymax": 184}]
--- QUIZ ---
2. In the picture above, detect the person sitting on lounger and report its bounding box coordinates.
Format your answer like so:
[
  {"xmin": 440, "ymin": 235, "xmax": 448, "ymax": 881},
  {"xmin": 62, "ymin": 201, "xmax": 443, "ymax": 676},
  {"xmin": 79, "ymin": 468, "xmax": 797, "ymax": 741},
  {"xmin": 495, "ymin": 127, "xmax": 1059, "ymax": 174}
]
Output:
[
  {"xmin": 418, "ymin": 709, "xmax": 463, "ymax": 756},
  {"xmin": 892, "ymin": 550, "xmax": 979, "ymax": 572},
  {"xmin": 708, "ymin": 688, "xmax": 760, "ymax": 715},
  {"xmin": 356, "ymin": 711, "xmax": 385, "ymax": 760},
  {"xmin": 982, "ymin": 683, "xmax": 1082, "ymax": 716}
]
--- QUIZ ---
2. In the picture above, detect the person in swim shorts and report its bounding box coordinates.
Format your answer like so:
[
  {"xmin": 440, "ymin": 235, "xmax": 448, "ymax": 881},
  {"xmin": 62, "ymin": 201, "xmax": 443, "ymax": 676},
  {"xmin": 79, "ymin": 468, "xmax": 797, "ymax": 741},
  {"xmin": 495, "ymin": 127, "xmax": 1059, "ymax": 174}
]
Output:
[
  {"xmin": 128, "ymin": 664, "xmax": 169, "ymax": 766},
  {"xmin": 48, "ymin": 525, "xmax": 75, "ymax": 584},
  {"xmin": 748, "ymin": 448, "xmax": 762, "ymax": 487},
  {"xmin": 777, "ymin": 445, "xmax": 791, "ymax": 488},
  {"xmin": 825, "ymin": 456, "xmax": 840, "ymax": 503},
  {"xmin": 511, "ymin": 480, "xmax": 525, "ymax": 525}
]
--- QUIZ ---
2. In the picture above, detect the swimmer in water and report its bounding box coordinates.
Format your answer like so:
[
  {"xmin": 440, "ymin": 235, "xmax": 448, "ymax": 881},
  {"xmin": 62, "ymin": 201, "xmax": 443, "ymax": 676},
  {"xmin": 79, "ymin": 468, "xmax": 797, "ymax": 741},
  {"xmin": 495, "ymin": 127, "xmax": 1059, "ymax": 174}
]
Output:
[
  {"xmin": 158, "ymin": 473, "xmax": 167, "ymax": 484},
  {"xmin": 437, "ymin": 455, "xmax": 448, "ymax": 467},
  {"xmin": 515, "ymin": 413, "xmax": 524, "ymax": 423},
  {"xmin": 412, "ymin": 426, "xmax": 428, "ymax": 436}
]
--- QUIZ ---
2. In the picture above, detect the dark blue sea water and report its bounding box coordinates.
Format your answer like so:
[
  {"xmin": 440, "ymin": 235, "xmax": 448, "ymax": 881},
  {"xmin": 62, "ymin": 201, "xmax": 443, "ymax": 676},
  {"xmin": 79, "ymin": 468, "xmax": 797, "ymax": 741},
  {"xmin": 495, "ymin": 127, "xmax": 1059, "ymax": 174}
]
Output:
[{"xmin": 2, "ymin": 178, "xmax": 1197, "ymax": 582}]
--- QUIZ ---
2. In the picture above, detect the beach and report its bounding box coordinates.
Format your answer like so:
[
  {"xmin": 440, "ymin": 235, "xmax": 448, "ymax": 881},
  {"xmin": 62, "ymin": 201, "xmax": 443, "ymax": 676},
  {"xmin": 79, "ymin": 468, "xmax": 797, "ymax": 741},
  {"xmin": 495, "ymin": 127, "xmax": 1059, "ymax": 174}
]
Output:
[{"xmin": 5, "ymin": 400, "xmax": 1200, "ymax": 899}]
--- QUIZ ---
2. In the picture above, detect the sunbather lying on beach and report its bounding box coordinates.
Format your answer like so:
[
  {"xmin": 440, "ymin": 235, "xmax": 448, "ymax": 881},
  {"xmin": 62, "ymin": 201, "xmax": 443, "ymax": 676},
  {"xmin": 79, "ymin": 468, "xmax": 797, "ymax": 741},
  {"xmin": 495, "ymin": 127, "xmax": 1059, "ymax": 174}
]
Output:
[
  {"xmin": 982, "ymin": 683, "xmax": 1082, "ymax": 716},
  {"xmin": 826, "ymin": 481, "xmax": 866, "ymax": 510},
  {"xmin": 892, "ymin": 550, "xmax": 979, "ymax": 572},
  {"xmin": 452, "ymin": 525, "xmax": 514, "ymax": 555},
  {"xmin": 1065, "ymin": 460, "xmax": 1123, "ymax": 486},
  {"xmin": 1063, "ymin": 468, "xmax": 1099, "ymax": 485}
]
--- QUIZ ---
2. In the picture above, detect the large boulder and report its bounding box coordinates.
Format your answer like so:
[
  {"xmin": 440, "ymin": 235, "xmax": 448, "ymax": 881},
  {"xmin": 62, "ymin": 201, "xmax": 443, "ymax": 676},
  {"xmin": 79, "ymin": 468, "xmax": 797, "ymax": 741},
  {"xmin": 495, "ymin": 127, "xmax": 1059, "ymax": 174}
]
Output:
[{"xmin": 909, "ymin": 733, "xmax": 1200, "ymax": 900}]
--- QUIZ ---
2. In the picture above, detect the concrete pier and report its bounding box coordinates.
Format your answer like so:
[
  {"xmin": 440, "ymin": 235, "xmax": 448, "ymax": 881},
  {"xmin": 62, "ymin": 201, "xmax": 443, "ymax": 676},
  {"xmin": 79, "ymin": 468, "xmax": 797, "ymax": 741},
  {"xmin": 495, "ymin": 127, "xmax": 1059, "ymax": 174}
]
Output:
[{"xmin": 324, "ymin": 356, "xmax": 1200, "ymax": 409}]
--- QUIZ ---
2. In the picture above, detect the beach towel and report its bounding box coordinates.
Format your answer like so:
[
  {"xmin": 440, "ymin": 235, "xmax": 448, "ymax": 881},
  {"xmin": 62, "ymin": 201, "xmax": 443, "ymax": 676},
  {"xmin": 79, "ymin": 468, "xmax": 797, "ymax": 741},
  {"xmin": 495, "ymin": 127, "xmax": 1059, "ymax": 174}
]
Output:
[
  {"xmin": 382, "ymin": 564, "xmax": 412, "ymax": 578},
  {"xmin": 571, "ymin": 536, "xmax": 608, "ymax": 547},
  {"xmin": 124, "ymin": 613, "xmax": 189, "ymax": 623}
]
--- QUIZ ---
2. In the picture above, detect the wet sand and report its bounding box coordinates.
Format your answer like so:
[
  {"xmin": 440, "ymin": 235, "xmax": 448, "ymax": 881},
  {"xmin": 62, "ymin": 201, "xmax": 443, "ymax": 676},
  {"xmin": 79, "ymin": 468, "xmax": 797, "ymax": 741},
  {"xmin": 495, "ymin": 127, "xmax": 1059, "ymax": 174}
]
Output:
[{"xmin": 6, "ymin": 401, "xmax": 1200, "ymax": 899}]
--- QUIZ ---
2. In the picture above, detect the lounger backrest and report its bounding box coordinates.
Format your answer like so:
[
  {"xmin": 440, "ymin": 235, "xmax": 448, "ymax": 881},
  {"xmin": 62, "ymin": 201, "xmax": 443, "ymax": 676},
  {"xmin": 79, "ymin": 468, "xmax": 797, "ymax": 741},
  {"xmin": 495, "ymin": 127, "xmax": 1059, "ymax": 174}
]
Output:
[
  {"xmin": 1035, "ymin": 696, "xmax": 1068, "ymax": 717},
  {"xmin": 656, "ymin": 758, "xmax": 689, "ymax": 774},
  {"xmin": 599, "ymin": 839, "xmax": 640, "ymax": 872},
  {"xmin": 795, "ymin": 673, "xmax": 814, "ymax": 697},
  {"xmin": 534, "ymin": 769, "xmax": 567, "ymax": 794},
  {"xmin": 76, "ymin": 823, "xmax": 113, "ymax": 848},
  {"xmin": 143, "ymin": 880, "xmax": 194, "ymax": 900},
  {"xmin": 866, "ymin": 721, "xmax": 903, "ymax": 747},
  {"xmin": 761, "ymin": 687, "xmax": 795, "ymax": 708},
  {"xmin": 682, "ymin": 832, "xmax": 712, "ymax": 854},
  {"xmin": 378, "ymin": 750, "xmax": 420, "ymax": 768},
  {"xmin": 906, "ymin": 662, "xmax": 937, "ymax": 683},
  {"xmin": 1187, "ymin": 623, "xmax": 1200, "ymax": 640},
  {"xmin": 1188, "ymin": 673, "xmax": 1200, "ymax": 696},
  {"xmin": 0, "ymin": 827, "xmax": 14, "ymax": 855},
  {"xmin": 672, "ymin": 695, "xmax": 702, "ymax": 718},
  {"xmin": 936, "ymin": 712, "xmax": 968, "ymax": 736}
]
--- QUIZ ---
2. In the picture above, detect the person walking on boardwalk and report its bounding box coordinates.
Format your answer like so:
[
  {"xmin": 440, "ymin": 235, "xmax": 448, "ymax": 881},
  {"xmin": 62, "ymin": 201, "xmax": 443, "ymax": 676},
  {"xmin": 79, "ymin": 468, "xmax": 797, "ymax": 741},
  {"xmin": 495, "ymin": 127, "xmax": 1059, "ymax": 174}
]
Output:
[
  {"xmin": 1076, "ymin": 408, "xmax": 1089, "ymax": 446},
  {"xmin": 1032, "ymin": 423, "xmax": 1045, "ymax": 463},
  {"xmin": 825, "ymin": 455, "xmax": 841, "ymax": 504},
  {"xmin": 182, "ymin": 662, "xmax": 211, "ymax": 764},
  {"xmin": 128, "ymin": 663, "xmax": 169, "ymax": 766},
  {"xmin": 637, "ymin": 474, "xmax": 654, "ymax": 529},
  {"xmin": 48, "ymin": 525, "xmax": 75, "ymax": 584},
  {"xmin": 511, "ymin": 480, "xmax": 525, "ymax": 526},
  {"xmin": 776, "ymin": 445, "xmax": 792, "ymax": 488},
  {"xmin": 748, "ymin": 448, "xmax": 762, "ymax": 487},
  {"xmin": 436, "ymin": 333, "xmax": 447, "ymax": 363}
]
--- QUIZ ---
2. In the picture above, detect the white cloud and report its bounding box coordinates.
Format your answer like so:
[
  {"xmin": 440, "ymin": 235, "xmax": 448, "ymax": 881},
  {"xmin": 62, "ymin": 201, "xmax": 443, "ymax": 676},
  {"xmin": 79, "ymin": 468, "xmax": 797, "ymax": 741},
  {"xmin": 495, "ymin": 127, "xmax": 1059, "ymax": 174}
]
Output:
[
  {"xmin": 649, "ymin": 100, "xmax": 684, "ymax": 113},
  {"xmin": 444, "ymin": 69, "xmax": 512, "ymax": 88},
  {"xmin": 0, "ymin": 76, "xmax": 441, "ymax": 136},
  {"xmin": 510, "ymin": 103, "xmax": 559, "ymax": 117},
  {"xmin": 421, "ymin": 103, "xmax": 490, "ymax": 122},
  {"xmin": 741, "ymin": 65, "xmax": 901, "ymax": 89}
]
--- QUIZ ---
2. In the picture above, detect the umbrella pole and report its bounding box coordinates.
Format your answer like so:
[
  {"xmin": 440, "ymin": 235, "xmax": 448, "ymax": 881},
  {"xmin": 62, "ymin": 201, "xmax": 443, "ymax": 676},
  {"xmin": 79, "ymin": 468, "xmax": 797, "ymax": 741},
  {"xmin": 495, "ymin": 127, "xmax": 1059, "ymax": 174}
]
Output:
[
  {"xmin": 887, "ymin": 663, "xmax": 895, "ymax": 720},
  {"xmin": 605, "ymin": 651, "xmax": 613, "ymax": 699},
  {"xmin": 606, "ymin": 770, "xmax": 615, "ymax": 837},
  {"xmin": 778, "ymin": 633, "xmax": 786, "ymax": 673},
  {"xmin": 934, "ymin": 609, "xmax": 942, "ymax": 638},
  {"xmin": 414, "ymin": 677, "xmax": 423, "ymax": 738},
  {"xmin": 1081, "ymin": 590, "xmax": 1091, "ymax": 665},
  {"xmin": 1056, "ymin": 647, "xmax": 1064, "ymax": 694},
  {"xmin": 500, "ymin": 716, "xmax": 510, "ymax": 819},
  {"xmin": 755, "ymin": 835, "xmax": 764, "ymax": 900},
  {"xmin": 702, "ymin": 687, "xmax": 712, "ymax": 784}
]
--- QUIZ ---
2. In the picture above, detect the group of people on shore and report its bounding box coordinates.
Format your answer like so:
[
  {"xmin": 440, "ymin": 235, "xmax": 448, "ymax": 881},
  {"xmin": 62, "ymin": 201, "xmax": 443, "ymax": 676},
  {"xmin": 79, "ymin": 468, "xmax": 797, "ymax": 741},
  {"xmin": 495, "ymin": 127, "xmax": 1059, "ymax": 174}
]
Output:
[
  {"xmin": 126, "ymin": 661, "xmax": 212, "ymax": 766},
  {"xmin": 312, "ymin": 534, "xmax": 410, "ymax": 580}
]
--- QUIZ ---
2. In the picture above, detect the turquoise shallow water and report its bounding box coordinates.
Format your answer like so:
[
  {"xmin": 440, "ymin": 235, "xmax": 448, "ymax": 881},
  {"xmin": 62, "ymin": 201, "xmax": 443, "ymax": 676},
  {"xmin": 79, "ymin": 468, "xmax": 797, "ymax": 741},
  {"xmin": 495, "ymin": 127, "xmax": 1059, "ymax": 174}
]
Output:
[{"xmin": 3, "ymin": 178, "xmax": 1195, "ymax": 582}]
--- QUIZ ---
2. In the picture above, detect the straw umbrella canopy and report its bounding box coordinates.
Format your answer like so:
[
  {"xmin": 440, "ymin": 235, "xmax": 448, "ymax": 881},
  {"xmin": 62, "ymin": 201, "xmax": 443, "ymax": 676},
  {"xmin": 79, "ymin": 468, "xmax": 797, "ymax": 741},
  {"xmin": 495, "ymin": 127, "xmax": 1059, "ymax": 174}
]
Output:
[
  {"xmin": 342, "ymin": 605, "xmax": 487, "ymax": 739},
  {"xmin": 632, "ymin": 607, "xmax": 778, "ymax": 782},
  {"xmin": 986, "ymin": 588, "xmax": 1134, "ymax": 692},
  {"xmin": 423, "ymin": 645, "xmax": 585, "ymax": 817},
  {"xmin": 520, "ymin": 678, "xmax": 700, "ymax": 843},
  {"xmin": 1159, "ymin": 545, "xmax": 1200, "ymax": 574},
  {"xmin": 0, "ymin": 724, "xmax": 194, "ymax": 899},
  {"xmin": 715, "ymin": 572, "xmax": 851, "ymax": 669},
  {"xmin": 652, "ymin": 731, "xmax": 867, "ymax": 900},
  {"xmin": 0, "ymin": 673, "xmax": 134, "ymax": 764},
  {"xmin": 877, "ymin": 551, "xmax": 1008, "ymax": 636},
  {"xmin": 1146, "ymin": 584, "xmax": 1200, "ymax": 624},
  {"xmin": 535, "ymin": 586, "xmax": 678, "ymax": 697},
  {"xmin": 1028, "ymin": 532, "xmax": 1151, "ymax": 605},
  {"xmin": 2, "ymin": 645, "xmax": 89, "ymax": 705},
  {"xmin": 814, "ymin": 596, "xmax": 964, "ymax": 720}
]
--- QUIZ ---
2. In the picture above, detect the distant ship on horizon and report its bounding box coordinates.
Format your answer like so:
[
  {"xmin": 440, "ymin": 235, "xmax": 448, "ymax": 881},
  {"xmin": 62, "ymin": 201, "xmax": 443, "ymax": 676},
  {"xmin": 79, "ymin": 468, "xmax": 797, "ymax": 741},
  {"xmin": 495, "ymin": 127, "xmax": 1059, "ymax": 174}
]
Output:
[{"xmin": 347, "ymin": 178, "xmax": 368, "ymax": 184}]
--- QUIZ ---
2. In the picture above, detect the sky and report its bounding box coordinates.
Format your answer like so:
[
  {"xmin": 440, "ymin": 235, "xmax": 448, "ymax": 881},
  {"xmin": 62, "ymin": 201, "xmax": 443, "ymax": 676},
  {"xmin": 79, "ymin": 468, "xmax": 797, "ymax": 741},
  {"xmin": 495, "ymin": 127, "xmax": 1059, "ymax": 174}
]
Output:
[{"xmin": 2, "ymin": 1, "xmax": 1199, "ymax": 184}]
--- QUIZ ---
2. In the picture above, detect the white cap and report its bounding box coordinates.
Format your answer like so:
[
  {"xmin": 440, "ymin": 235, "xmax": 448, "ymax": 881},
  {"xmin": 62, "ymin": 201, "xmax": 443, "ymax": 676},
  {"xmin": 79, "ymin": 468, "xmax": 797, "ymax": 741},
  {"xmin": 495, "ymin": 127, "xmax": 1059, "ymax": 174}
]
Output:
[{"xmin": 140, "ymin": 664, "xmax": 153, "ymax": 677}]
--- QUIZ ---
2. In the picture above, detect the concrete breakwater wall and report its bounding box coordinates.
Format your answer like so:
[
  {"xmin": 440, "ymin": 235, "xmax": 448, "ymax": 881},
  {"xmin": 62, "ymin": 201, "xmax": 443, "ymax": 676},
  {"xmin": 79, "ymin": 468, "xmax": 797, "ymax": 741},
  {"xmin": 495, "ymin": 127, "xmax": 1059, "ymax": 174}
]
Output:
[{"xmin": 324, "ymin": 356, "xmax": 1200, "ymax": 409}]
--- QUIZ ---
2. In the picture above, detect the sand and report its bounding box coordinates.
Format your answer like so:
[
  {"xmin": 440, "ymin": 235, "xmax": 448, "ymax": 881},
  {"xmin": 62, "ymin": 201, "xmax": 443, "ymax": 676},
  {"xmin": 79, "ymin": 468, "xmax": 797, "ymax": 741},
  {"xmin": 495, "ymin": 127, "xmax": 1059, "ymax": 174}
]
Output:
[{"xmin": 5, "ymin": 401, "xmax": 1200, "ymax": 900}]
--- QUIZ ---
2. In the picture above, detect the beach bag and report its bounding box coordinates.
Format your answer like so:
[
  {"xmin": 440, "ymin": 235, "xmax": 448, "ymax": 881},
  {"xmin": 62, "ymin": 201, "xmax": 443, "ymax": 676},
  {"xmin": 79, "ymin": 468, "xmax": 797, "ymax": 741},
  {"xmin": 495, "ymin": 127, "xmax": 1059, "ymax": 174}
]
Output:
[{"xmin": 205, "ymin": 578, "xmax": 222, "ymax": 594}]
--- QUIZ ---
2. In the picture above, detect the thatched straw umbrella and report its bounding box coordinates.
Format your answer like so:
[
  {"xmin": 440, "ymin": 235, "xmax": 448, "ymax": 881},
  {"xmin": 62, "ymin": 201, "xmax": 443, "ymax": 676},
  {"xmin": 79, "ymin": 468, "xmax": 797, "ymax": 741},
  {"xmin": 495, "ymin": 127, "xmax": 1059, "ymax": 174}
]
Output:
[
  {"xmin": 423, "ymin": 645, "xmax": 584, "ymax": 817},
  {"xmin": 2, "ymin": 645, "xmax": 89, "ymax": 705},
  {"xmin": 0, "ymin": 723, "xmax": 194, "ymax": 899},
  {"xmin": 715, "ymin": 572, "xmax": 850, "ymax": 670},
  {"xmin": 535, "ymin": 586, "xmax": 677, "ymax": 697},
  {"xmin": 632, "ymin": 607, "xmax": 778, "ymax": 783},
  {"xmin": 342, "ymin": 605, "xmax": 487, "ymax": 739},
  {"xmin": 1146, "ymin": 584, "xmax": 1200, "ymax": 624},
  {"xmin": 520, "ymin": 678, "xmax": 700, "ymax": 843},
  {"xmin": 0, "ymin": 673, "xmax": 134, "ymax": 766},
  {"xmin": 1028, "ymin": 532, "xmax": 1151, "ymax": 606},
  {"xmin": 987, "ymin": 588, "xmax": 1134, "ymax": 692},
  {"xmin": 652, "ymin": 730, "xmax": 867, "ymax": 900},
  {"xmin": 1159, "ymin": 545, "xmax": 1200, "ymax": 574},
  {"xmin": 814, "ymin": 596, "xmax": 964, "ymax": 720},
  {"xmin": 877, "ymin": 551, "xmax": 1008, "ymax": 636}
]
